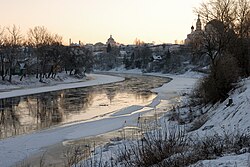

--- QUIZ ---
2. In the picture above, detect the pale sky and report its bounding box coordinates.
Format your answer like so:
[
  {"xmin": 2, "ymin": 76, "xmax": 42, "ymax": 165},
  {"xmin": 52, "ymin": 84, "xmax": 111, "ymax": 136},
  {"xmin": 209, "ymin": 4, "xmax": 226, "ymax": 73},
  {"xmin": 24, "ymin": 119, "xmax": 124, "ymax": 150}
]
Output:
[{"xmin": 0, "ymin": 0, "xmax": 202, "ymax": 45}]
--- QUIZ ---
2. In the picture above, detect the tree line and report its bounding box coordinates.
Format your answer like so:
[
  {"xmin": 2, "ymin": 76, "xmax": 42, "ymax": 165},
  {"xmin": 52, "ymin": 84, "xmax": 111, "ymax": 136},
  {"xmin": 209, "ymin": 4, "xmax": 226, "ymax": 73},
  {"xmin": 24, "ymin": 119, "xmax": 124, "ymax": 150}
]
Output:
[{"xmin": 0, "ymin": 25, "xmax": 94, "ymax": 82}]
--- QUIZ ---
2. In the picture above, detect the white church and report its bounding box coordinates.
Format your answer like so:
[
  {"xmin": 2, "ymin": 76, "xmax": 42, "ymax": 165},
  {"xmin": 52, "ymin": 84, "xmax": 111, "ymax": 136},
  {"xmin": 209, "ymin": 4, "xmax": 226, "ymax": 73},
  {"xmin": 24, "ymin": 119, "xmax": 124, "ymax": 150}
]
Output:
[{"xmin": 185, "ymin": 15, "xmax": 203, "ymax": 45}]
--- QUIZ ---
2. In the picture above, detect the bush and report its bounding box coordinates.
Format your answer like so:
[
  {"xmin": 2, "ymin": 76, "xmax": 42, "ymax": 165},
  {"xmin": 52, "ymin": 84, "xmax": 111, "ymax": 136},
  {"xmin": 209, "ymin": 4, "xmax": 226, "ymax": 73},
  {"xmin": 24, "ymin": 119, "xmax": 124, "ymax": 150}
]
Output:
[
  {"xmin": 193, "ymin": 54, "xmax": 240, "ymax": 104},
  {"xmin": 116, "ymin": 126, "xmax": 188, "ymax": 167},
  {"xmin": 116, "ymin": 125, "xmax": 250, "ymax": 167}
]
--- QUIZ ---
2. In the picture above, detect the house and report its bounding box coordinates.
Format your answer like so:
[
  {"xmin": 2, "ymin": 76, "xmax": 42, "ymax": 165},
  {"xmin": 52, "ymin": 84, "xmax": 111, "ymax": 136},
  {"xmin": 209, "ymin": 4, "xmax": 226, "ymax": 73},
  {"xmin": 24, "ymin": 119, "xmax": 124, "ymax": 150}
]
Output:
[
  {"xmin": 94, "ymin": 42, "xmax": 106, "ymax": 52},
  {"xmin": 14, "ymin": 61, "xmax": 28, "ymax": 75},
  {"xmin": 152, "ymin": 53, "xmax": 162, "ymax": 61}
]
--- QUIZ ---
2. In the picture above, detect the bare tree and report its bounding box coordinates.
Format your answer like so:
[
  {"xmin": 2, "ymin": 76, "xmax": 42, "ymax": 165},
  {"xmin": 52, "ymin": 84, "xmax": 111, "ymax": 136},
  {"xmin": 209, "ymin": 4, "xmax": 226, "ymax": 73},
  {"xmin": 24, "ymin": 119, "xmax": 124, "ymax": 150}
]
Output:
[
  {"xmin": 194, "ymin": 0, "xmax": 237, "ymax": 28},
  {"xmin": 4, "ymin": 25, "xmax": 23, "ymax": 82},
  {"xmin": 27, "ymin": 26, "xmax": 49, "ymax": 47},
  {"xmin": 27, "ymin": 26, "xmax": 63, "ymax": 81},
  {"xmin": 27, "ymin": 26, "xmax": 50, "ymax": 80},
  {"xmin": 202, "ymin": 20, "xmax": 236, "ymax": 67},
  {"xmin": 46, "ymin": 33, "xmax": 63, "ymax": 78},
  {"xmin": 0, "ymin": 26, "xmax": 7, "ymax": 81},
  {"xmin": 194, "ymin": 0, "xmax": 250, "ymax": 68},
  {"xmin": 235, "ymin": 0, "xmax": 250, "ymax": 38}
]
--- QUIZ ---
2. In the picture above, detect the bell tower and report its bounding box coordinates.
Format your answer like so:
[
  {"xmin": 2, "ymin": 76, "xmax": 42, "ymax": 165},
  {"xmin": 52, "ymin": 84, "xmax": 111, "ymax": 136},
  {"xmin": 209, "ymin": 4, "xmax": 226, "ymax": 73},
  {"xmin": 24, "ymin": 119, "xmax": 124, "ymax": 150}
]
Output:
[{"xmin": 196, "ymin": 14, "xmax": 202, "ymax": 31}]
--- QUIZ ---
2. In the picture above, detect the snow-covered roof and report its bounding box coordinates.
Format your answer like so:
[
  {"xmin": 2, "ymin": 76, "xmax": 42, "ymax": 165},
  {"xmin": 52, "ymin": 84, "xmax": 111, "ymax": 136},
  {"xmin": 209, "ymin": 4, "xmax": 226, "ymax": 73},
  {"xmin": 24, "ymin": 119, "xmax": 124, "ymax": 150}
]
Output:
[{"xmin": 153, "ymin": 54, "xmax": 162, "ymax": 60}]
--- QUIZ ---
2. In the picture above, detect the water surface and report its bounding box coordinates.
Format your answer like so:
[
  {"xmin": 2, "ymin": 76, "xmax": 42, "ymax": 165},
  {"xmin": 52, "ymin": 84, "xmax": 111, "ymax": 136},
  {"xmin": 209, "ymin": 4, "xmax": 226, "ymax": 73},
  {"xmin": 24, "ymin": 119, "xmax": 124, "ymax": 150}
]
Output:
[{"xmin": 0, "ymin": 74, "xmax": 169, "ymax": 139}]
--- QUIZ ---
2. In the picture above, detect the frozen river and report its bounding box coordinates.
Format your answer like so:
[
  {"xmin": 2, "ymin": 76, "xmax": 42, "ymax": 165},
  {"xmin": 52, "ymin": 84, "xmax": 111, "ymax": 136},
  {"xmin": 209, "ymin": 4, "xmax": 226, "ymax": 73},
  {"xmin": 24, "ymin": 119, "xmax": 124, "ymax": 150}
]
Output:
[{"xmin": 0, "ymin": 74, "xmax": 170, "ymax": 139}]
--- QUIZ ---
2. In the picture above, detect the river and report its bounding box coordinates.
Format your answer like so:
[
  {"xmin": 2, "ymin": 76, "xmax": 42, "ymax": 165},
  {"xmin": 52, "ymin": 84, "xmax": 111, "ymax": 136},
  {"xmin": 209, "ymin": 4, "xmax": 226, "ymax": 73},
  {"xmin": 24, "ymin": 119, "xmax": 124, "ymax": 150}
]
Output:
[{"xmin": 0, "ymin": 74, "xmax": 170, "ymax": 139}]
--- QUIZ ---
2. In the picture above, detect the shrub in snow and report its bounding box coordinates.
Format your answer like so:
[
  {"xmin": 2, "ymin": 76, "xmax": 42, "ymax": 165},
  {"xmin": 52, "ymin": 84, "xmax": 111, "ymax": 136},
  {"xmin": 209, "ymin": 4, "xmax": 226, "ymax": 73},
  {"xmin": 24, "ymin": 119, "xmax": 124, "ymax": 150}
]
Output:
[{"xmin": 191, "ymin": 55, "xmax": 240, "ymax": 104}]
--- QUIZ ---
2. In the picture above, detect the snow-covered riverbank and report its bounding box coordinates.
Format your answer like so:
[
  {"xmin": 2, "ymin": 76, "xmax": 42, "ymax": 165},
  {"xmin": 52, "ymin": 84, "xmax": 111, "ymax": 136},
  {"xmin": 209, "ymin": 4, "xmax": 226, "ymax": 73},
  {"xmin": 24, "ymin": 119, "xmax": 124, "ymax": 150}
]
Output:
[
  {"xmin": 0, "ymin": 71, "xmax": 199, "ymax": 166},
  {"xmin": 0, "ymin": 73, "xmax": 124, "ymax": 99}
]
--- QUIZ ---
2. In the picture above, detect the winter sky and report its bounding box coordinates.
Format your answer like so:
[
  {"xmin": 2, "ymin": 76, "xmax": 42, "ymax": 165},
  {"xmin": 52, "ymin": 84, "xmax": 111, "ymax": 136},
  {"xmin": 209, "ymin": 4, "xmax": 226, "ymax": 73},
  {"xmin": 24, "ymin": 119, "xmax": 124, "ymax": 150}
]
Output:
[{"xmin": 0, "ymin": 0, "xmax": 202, "ymax": 45}]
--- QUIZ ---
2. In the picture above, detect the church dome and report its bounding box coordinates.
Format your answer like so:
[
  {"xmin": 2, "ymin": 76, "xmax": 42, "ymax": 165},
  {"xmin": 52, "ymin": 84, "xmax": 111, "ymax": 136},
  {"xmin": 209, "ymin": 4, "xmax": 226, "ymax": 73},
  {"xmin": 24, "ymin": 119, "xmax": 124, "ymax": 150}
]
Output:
[
  {"xmin": 106, "ymin": 35, "xmax": 116, "ymax": 46},
  {"xmin": 205, "ymin": 19, "xmax": 224, "ymax": 31},
  {"xmin": 191, "ymin": 25, "xmax": 194, "ymax": 30},
  {"xmin": 108, "ymin": 35, "xmax": 114, "ymax": 40}
]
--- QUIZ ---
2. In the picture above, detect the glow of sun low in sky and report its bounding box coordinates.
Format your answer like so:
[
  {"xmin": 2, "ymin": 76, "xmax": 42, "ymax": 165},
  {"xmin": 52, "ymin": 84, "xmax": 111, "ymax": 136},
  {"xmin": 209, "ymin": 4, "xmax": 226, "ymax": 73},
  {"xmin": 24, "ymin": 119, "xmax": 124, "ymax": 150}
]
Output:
[{"xmin": 0, "ymin": 0, "xmax": 202, "ymax": 45}]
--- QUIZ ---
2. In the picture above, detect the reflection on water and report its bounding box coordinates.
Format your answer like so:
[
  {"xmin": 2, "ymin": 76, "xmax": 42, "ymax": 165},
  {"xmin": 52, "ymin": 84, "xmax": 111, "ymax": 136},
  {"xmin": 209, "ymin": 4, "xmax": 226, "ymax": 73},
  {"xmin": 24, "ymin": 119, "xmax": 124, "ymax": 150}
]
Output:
[{"xmin": 0, "ymin": 74, "xmax": 169, "ymax": 139}]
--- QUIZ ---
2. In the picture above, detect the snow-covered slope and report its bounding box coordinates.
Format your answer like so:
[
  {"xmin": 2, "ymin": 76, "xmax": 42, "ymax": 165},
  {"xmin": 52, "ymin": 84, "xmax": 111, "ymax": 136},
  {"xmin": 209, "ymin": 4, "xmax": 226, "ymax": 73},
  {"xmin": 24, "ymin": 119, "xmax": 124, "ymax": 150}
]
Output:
[
  {"xmin": 187, "ymin": 77, "xmax": 250, "ymax": 166},
  {"xmin": 195, "ymin": 77, "xmax": 250, "ymax": 136},
  {"xmin": 190, "ymin": 153, "xmax": 250, "ymax": 167}
]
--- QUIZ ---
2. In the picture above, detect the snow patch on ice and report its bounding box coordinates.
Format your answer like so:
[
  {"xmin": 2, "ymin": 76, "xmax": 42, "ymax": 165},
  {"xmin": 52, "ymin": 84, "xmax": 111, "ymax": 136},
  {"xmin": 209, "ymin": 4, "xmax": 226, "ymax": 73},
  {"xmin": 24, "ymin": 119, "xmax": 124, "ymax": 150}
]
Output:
[{"xmin": 111, "ymin": 105, "xmax": 144, "ymax": 116}]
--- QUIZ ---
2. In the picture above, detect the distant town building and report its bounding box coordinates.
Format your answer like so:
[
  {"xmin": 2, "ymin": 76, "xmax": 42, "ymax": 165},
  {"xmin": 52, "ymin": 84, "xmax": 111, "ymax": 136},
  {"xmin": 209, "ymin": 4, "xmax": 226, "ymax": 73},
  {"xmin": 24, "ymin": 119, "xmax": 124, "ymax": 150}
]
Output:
[
  {"xmin": 94, "ymin": 42, "xmax": 106, "ymax": 51},
  {"xmin": 84, "ymin": 43, "xmax": 94, "ymax": 51},
  {"xmin": 69, "ymin": 39, "xmax": 83, "ymax": 47},
  {"xmin": 106, "ymin": 35, "xmax": 117, "ymax": 46}
]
